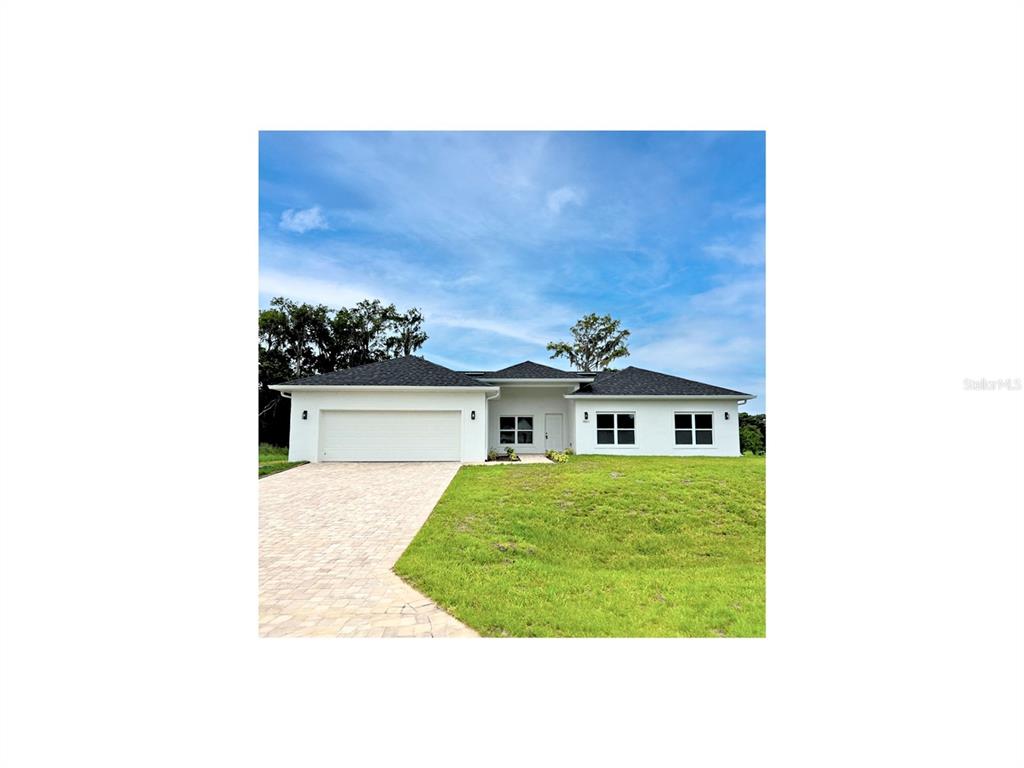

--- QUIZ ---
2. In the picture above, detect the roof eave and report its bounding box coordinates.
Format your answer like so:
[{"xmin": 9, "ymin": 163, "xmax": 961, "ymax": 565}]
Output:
[
  {"xmin": 564, "ymin": 393, "xmax": 755, "ymax": 400},
  {"xmin": 269, "ymin": 384, "xmax": 501, "ymax": 393}
]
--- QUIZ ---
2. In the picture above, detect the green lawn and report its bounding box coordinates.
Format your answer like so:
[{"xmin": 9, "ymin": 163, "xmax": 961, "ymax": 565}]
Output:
[
  {"xmin": 394, "ymin": 455, "xmax": 765, "ymax": 637},
  {"xmin": 258, "ymin": 443, "xmax": 307, "ymax": 478}
]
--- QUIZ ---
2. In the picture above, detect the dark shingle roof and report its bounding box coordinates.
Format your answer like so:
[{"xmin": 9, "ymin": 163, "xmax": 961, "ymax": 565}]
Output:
[
  {"xmin": 572, "ymin": 366, "xmax": 753, "ymax": 397},
  {"xmin": 476, "ymin": 360, "xmax": 584, "ymax": 379},
  {"xmin": 275, "ymin": 356, "xmax": 489, "ymax": 388}
]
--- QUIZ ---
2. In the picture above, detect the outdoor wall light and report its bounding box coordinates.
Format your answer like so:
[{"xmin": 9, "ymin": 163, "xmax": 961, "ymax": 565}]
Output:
[
  {"xmin": 471, "ymin": 410, "xmax": 476, "ymax": 420},
  {"xmin": 724, "ymin": 412, "xmax": 729, "ymax": 420},
  {"xmin": 584, "ymin": 411, "xmax": 589, "ymax": 422},
  {"xmin": 302, "ymin": 410, "xmax": 308, "ymax": 420}
]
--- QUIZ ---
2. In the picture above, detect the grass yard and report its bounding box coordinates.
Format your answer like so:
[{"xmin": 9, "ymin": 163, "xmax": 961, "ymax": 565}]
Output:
[
  {"xmin": 394, "ymin": 455, "xmax": 765, "ymax": 637},
  {"xmin": 258, "ymin": 443, "xmax": 307, "ymax": 478}
]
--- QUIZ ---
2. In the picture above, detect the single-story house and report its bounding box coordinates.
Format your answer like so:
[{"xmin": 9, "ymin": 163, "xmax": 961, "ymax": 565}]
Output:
[{"xmin": 270, "ymin": 357, "xmax": 755, "ymax": 462}]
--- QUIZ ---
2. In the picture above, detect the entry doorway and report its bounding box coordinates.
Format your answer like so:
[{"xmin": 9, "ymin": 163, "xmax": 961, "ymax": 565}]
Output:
[{"xmin": 544, "ymin": 413, "xmax": 564, "ymax": 452}]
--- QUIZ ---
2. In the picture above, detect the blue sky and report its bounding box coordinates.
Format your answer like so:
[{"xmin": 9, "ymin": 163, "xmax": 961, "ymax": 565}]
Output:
[{"xmin": 259, "ymin": 131, "xmax": 765, "ymax": 412}]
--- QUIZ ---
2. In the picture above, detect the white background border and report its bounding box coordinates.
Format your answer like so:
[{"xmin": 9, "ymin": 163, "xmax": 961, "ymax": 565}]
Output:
[{"xmin": 1, "ymin": 1, "xmax": 1022, "ymax": 765}]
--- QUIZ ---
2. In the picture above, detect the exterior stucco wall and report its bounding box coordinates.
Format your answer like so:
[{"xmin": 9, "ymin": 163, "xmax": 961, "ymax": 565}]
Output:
[
  {"xmin": 567, "ymin": 399, "xmax": 577, "ymax": 451},
  {"xmin": 286, "ymin": 390, "xmax": 489, "ymax": 463},
  {"xmin": 486, "ymin": 385, "xmax": 576, "ymax": 454},
  {"xmin": 572, "ymin": 398, "xmax": 743, "ymax": 457}
]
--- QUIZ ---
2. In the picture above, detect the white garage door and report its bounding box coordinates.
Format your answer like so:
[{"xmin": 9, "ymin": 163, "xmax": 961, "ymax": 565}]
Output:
[{"xmin": 319, "ymin": 410, "xmax": 461, "ymax": 462}]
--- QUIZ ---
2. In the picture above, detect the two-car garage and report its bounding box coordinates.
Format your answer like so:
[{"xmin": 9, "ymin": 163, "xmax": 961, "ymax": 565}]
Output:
[
  {"xmin": 318, "ymin": 410, "xmax": 462, "ymax": 462},
  {"xmin": 270, "ymin": 356, "xmax": 495, "ymax": 463}
]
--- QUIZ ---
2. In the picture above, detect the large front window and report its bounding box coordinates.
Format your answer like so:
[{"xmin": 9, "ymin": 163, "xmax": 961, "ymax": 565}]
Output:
[
  {"xmin": 596, "ymin": 413, "xmax": 635, "ymax": 445},
  {"xmin": 675, "ymin": 413, "xmax": 713, "ymax": 445},
  {"xmin": 499, "ymin": 416, "xmax": 534, "ymax": 444}
]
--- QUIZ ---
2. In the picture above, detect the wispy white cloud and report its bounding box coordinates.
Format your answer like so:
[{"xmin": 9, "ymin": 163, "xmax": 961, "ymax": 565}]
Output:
[
  {"xmin": 732, "ymin": 203, "xmax": 765, "ymax": 220},
  {"xmin": 631, "ymin": 324, "xmax": 761, "ymax": 378},
  {"xmin": 628, "ymin": 275, "xmax": 764, "ymax": 402},
  {"xmin": 280, "ymin": 206, "xmax": 329, "ymax": 233},
  {"xmin": 259, "ymin": 269, "xmax": 380, "ymax": 308},
  {"xmin": 710, "ymin": 198, "xmax": 765, "ymax": 222},
  {"xmin": 546, "ymin": 185, "xmax": 585, "ymax": 215},
  {"xmin": 688, "ymin": 277, "xmax": 765, "ymax": 315},
  {"xmin": 260, "ymin": 132, "xmax": 765, "ymax": 406},
  {"xmin": 419, "ymin": 350, "xmax": 484, "ymax": 372},
  {"xmin": 315, "ymin": 133, "xmax": 557, "ymax": 249},
  {"xmin": 284, "ymin": 134, "xmax": 708, "ymax": 256},
  {"xmin": 428, "ymin": 312, "xmax": 552, "ymax": 346},
  {"xmin": 702, "ymin": 232, "xmax": 765, "ymax": 266},
  {"xmin": 259, "ymin": 247, "xmax": 575, "ymax": 349},
  {"xmin": 440, "ymin": 273, "xmax": 484, "ymax": 288}
]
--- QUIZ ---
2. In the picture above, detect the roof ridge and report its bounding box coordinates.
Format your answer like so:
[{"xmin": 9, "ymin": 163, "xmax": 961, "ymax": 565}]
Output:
[
  {"xmin": 570, "ymin": 364, "xmax": 753, "ymax": 397},
  {"xmin": 482, "ymin": 359, "xmax": 581, "ymax": 378},
  {"xmin": 275, "ymin": 355, "xmax": 487, "ymax": 388},
  {"xmin": 497, "ymin": 359, "xmax": 567, "ymax": 370}
]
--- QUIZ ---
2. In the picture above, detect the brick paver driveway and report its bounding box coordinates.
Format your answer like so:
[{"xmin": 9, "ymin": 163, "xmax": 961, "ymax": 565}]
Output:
[{"xmin": 259, "ymin": 462, "xmax": 477, "ymax": 638}]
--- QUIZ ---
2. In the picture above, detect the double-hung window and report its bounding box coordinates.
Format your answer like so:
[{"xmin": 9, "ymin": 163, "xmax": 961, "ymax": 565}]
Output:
[
  {"xmin": 596, "ymin": 413, "xmax": 635, "ymax": 445},
  {"xmin": 675, "ymin": 413, "xmax": 713, "ymax": 445},
  {"xmin": 499, "ymin": 416, "xmax": 534, "ymax": 444}
]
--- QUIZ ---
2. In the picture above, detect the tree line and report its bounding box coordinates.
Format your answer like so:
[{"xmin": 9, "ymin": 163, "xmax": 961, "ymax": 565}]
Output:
[
  {"xmin": 258, "ymin": 298, "xmax": 764, "ymax": 454},
  {"xmin": 259, "ymin": 297, "xmax": 427, "ymax": 444},
  {"xmin": 739, "ymin": 412, "xmax": 766, "ymax": 455}
]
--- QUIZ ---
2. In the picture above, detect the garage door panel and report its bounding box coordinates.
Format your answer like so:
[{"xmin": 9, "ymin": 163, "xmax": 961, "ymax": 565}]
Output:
[{"xmin": 320, "ymin": 410, "xmax": 461, "ymax": 461}]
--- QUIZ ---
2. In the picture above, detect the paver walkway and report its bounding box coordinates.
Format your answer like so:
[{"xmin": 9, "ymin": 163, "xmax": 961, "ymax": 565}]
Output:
[
  {"xmin": 463, "ymin": 453, "xmax": 552, "ymax": 466},
  {"xmin": 259, "ymin": 462, "xmax": 477, "ymax": 637}
]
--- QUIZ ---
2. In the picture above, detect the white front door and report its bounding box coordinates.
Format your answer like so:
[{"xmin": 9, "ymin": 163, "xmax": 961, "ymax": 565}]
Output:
[
  {"xmin": 544, "ymin": 413, "xmax": 564, "ymax": 452},
  {"xmin": 319, "ymin": 410, "xmax": 461, "ymax": 461}
]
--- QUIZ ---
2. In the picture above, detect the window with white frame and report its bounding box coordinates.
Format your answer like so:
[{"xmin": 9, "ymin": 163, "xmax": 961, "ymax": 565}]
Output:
[
  {"xmin": 675, "ymin": 413, "xmax": 713, "ymax": 445},
  {"xmin": 499, "ymin": 416, "xmax": 534, "ymax": 444},
  {"xmin": 596, "ymin": 412, "xmax": 635, "ymax": 445}
]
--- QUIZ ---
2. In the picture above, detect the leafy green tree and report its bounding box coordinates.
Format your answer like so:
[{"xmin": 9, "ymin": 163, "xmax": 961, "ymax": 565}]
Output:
[
  {"xmin": 738, "ymin": 412, "xmax": 766, "ymax": 454},
  {"xmin": 739, "ymin": 425, "xmax": 764, "ymax": 455},
  {"xmin": 352, "ymin": 299, "xmax": 401, "ymax": 366},
  {"xmin": 258, "ymin": 305, "xmax": 293, "ymax": 384},
  {"xmin": 321, "ymin": 306, "xmax": 357, "ymax": 370},
  {"xmin": 387, "ymin": 308, "xmax": 428, "ymax": 358},
  {"xmin": 547, "ymin": 313, "xmax": 631, "ymax": 371},
  {"xmin": 258, "ymin": 296, "xmax": 429, "ymax": 444}
]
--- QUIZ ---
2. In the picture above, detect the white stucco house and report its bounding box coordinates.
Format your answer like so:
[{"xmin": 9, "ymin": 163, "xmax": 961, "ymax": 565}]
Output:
[{"xmin": 270, "ymin": 357, "xmax": 755, "ymax": 462}]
